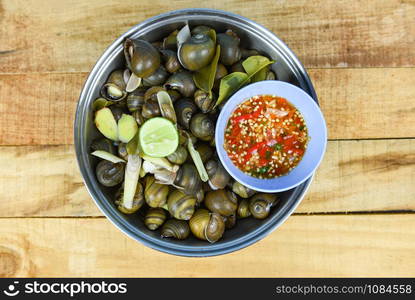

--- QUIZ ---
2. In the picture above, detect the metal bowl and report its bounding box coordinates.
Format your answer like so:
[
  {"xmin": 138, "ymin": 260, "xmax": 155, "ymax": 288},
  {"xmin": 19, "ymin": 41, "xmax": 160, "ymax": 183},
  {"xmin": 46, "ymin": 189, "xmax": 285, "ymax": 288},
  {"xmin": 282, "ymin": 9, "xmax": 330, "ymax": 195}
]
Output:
[{"xmin": 74, "ymin": 8, "xmax": 318, "ymax": 257}]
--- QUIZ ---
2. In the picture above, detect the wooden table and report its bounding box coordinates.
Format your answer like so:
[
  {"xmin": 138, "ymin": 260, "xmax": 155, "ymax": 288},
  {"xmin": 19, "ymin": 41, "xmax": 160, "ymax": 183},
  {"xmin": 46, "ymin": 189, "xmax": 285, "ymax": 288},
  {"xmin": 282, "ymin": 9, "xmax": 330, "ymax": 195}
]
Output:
[{"xmin": 0, "ymin": 0, "xmax": 414, "ymax": 277}]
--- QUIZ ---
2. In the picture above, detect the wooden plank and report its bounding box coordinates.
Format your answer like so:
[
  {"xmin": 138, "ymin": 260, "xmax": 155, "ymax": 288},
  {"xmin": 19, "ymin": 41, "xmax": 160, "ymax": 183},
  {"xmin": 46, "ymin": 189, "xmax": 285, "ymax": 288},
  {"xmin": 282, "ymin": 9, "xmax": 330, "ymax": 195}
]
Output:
[
  {"xmin": 310, "ymin": 68, "xmax": 415, "ymax": 140},
  {"xmin": 299, "ymin": 139, "xmax": 415, "ymax": 212},
  {"xmin": 0, "ymin": 145, "xmax": 101, "ymax": 217},
  {"xmin": 0, "ymin": 139, "xmax": 414, "ymax": 217},
  {"xmin": 0, "ymin": 215, "xmax": 414, "ymax": 277},
  {"xmin": 0, "ymin": 0, "xmax": 414, "ymax": 73},
  {"xmin": 1, "ymin": 68, "xmax": 414, "ymax": 146},
  {"xmin": 0, "ymin": 73, "xmax": 86, "ymax": 145}
]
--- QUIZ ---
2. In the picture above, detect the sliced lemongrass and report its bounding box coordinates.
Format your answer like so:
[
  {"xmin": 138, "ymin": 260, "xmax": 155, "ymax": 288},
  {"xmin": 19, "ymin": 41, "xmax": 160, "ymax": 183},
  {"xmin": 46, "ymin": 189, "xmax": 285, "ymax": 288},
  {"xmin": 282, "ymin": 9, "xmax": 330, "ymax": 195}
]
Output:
[
  {"xmin": 118, "ymin": 114, "xmax": 138, "ymax": 143},
  {"xmin": 157, "ymin": 91, "xmax": 177, "ymax": 124},
  {"xmin": 126, "ymin": 72, "xmax": 142, "ymax": 92},
  {"xmin": 94, "ymin": 107, "xmax": 119, "ymax": 141},
  {"xmin": 122, "ymin": 154, "xmax": 142, "ymax": 210},
  {"xmin": 91, "ymin": 150, "xmax": 125, "ymax": 164},
  {"xmin": 186, "ymin": 133, "xmax": 209, "ymax": 182},
  {"xmin": 141, "ymin": 155, "xmax": 178, "ymax": 172}
]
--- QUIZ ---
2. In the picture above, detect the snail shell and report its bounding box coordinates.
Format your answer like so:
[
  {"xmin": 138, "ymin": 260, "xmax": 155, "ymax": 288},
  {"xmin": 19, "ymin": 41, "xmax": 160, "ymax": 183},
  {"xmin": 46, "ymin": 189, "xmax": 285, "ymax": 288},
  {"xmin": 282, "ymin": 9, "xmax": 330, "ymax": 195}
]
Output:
[
  {"xmin": 190, "ymin": 113, "xmax": 215, "ymax": 141},
  {"xmin": 115, "ymin": 183, "xmax": 144, "ymax": 214},
  {"xmin": 145, "ymin": 208, "xmax": 167, "ymax": 230},
  {"xmin": 173, "ymin": 163, "xmax": 202, "ymax": 196},
  {"xmin": 144, "ymin": 86, "xmax": 166, "ymax": 102},
  {"xmin": 123, "ymin": 38, "xmax": 160, "ymax": 78},
  {"xmin": 167, "ymin": 189, "xmax": 197, "ymax": 220},
  {"xmin": 266, "ymin": 70, "xmax": 276, "ymax": 80},
  {"xmin": 195, "ymin": 188, "xmax": 205, "ymax": 205},
  {"xmin": 230, "ymin": 61, "xmax": 245, "ymax": 73},
  {"xmin": 95, "ymin": 160, "xmax": 124, "ymax": 187},
  {"xmin": 174, "ymin": 98, "xmax": 197, "ymax": 129},
  {"xmin": 91, "ymin": 138, "xmax": 116, "ymax": 154},
  {"xmin": 101, "ymin": 70, "xmax": 127, "ymax": 102},
  {"xmin": 141, "ymin": 100, "xmax": 161, "ymax": 119},
  {"xmin": 189, "ymin": 209, "xmax": 225, "ymax": 243},
  {"xmin": 205, "ymin": 189, "xmax": 238, "ymax": 217},
  {"xmin": 132, "ymin": 110, "xmax": 145, "ymax": 125},
  {"xmin": 164, "ymin": 71, "xmax": 196, "ymax": 98},
  {"xmin": 144, "ymin": 176, "xmax": 169, "ymax": 208},
  {"xmin": 213, "ymin": 63, "xmax": 228, "ymax": 91},
  {"xmin": 248, "ymin": 193, "xmax": 277, "ymax": 219},
  {"xmin": 191, "ymin": 25, "xmax": 212, "ymax": 35},
  {"xmin": 143, "ymin": 66, "xmax": 169, "ymax": 86},
  {"xmin": 167, "ymin": 89, "xmax": 181, "ymax": 103},
  {"xmin": 160, "ymin": 49, "xmax": 181, "ymax": 73},
  {"xmin": 167, "ymin": 145, "xmax": 188, "ymax": 165},
  {"xmin": 161, "ymin": 219, "xmax": 190, "ymax": 240},
  {"xmin": 232, "ymin": 181, "xmax": 256, "ymax": 198},
  {"xmin": 217, "ymin": 30, "xmax": 241, "ymax": 66},
  {"xmin": 162, "ymin": 30, "xmax": 179, "ymax": 50},
  {"xmin": 126, "ymin": 89, "xmax": 145, "ymax": 112},
  {"xmin": 109, "ymin": 105, "xmax": 125, "ymax": 122},
  {"xmin": 241, "ymin": 48, "xmax": 260, "ymax": 58},
  {"xmin": 194, "ymin": 89, "xmax": 215, "ymax": 113},
  {"xmin": 237, "ymin": 199, "xmax": 252, "ymax": 218},
  {"xmin": 194, "ymin": 143, "xmax": 214, "ymax": 163},
  {"xmin": 225, "ymin": 214, "xmax": 236, "ymax": 229},
  {"xmin": 205, "ymin": 159, "xmax": 230, "ymax": 190},
  {"xmin": 178, "ymin": 32, "xmax": 216, "ymax": 71}
]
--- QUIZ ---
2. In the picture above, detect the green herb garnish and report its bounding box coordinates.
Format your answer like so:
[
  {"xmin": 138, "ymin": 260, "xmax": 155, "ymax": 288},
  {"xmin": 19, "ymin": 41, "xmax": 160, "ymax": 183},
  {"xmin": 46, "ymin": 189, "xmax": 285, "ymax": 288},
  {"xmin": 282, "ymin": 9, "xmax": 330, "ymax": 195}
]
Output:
[{"xmin": 274, "ymin": 143, "xmax": 282, "ymax": 151}]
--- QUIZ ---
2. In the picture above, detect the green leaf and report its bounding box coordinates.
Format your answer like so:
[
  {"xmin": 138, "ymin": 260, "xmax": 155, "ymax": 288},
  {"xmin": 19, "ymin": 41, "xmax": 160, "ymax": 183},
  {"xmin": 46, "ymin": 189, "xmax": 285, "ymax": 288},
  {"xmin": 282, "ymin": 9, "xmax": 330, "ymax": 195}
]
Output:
[
  {"xmin": 215, "ymin": 72, "xmax": 249, "ymax": 108},
  {"xmin": 242, "ymin": 55, "xmax": 275, "ymax": 77},
  {"xmin": 206, "ymin": 28, "xmax": 216, "ymax": 44},
  {"xmin": 193, "ymin": 45, "xmax": 221, "ymax": 93},
  {"xmin": 250, "ymin": 66, "xmax": 269, "ymax": 82},
  {"xmin": 92, "ymin": 97, "xmax": 112, "ymax": 111},
  {"xmin": 213, "ymin": 56, "xmax": 275, "ymax": 108}
]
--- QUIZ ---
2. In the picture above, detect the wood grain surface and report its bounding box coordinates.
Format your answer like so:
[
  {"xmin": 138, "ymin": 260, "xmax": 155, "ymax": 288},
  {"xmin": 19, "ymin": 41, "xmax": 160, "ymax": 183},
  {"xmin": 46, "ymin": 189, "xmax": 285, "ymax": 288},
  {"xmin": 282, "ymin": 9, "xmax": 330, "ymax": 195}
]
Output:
[
  {"xmin": 0, "ymin": 215, "xmax": 414, "ymax": 277},
  {"xmin": 1, "ymin": 68, "xmax": 414, "ymax": 145},
  {"xmin": 0, "ymin": 0, "xmax": 414, "ymax": 278},
  {"xmin": 0, "ymin": 0, "xmax": 414, "ymax": 73},
  {"xmin": 1, "ymin": 139, "xmax": 413, "ymax": 217}
]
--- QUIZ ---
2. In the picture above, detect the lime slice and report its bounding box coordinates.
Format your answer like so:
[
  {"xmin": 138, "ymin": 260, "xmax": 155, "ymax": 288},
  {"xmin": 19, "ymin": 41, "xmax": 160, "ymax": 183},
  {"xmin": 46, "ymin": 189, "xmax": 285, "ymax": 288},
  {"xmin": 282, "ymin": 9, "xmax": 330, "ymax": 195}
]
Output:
[{"xmin": 139, "ymin": 117, "xmax": 179, "ymax": 157}]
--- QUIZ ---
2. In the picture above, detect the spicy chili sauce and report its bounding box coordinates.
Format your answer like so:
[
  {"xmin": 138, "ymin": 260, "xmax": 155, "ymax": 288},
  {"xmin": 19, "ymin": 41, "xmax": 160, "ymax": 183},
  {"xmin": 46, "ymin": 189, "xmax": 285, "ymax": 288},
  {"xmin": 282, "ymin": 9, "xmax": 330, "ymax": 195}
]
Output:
[{"xmin": 224, "ymin": 95, "xmax": 308, "ymax": 179}]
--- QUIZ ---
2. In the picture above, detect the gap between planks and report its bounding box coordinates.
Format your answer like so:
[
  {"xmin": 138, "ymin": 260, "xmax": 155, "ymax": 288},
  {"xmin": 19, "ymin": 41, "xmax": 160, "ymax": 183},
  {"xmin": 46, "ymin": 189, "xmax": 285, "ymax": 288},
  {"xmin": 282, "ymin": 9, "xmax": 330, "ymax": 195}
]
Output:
[
  {"xmin": 0, "ymin": 210, "xmax": 414, "ymax": 219},
  {"xmin": 1, "ymin": 66, "xmax": 415, "ymax": 76}
]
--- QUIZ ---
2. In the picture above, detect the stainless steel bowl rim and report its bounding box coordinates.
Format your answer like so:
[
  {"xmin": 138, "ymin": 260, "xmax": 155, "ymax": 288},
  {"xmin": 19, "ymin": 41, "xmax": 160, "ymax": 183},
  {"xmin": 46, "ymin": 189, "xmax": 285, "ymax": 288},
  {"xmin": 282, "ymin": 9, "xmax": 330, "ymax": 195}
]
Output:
[{"xmin": 74, "ymin": 8, "xmax": 318, "ymax": 257}]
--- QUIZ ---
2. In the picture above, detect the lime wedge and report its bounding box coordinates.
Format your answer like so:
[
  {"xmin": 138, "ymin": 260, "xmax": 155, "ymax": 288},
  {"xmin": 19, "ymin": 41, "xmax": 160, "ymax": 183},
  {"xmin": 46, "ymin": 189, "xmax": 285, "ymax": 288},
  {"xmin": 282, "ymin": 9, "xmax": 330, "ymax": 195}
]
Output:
[{"xmin": 139, "ymin": 117, "xmax": 179, "ymax": 157}]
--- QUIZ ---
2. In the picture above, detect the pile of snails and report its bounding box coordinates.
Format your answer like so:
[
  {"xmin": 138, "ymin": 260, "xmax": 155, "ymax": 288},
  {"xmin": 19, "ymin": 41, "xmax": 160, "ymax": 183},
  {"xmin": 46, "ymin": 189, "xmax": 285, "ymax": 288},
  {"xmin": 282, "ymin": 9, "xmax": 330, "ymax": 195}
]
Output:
[{"xmin": 91, "ymin": 24, "xmax": 280, "ymax": 243}]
